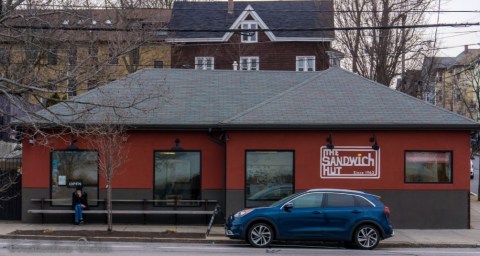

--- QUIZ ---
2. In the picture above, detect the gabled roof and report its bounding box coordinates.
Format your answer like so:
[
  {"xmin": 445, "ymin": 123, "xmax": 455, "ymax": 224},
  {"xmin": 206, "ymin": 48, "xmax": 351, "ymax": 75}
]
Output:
[
  {"xmin": 452, "ymin": 49, "xmax": 480, "ymax": 67},
  {"xmin": 17, "ymin": 68, "xmax": 478, "ymax": 131},
  {"xmin": 167, "ymin": 1, "xmax": 334, "ymax": 42}
]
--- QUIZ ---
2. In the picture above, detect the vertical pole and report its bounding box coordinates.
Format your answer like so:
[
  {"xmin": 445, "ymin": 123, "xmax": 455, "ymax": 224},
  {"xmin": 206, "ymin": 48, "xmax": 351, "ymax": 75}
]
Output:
[
  {"xmin": 401, "ymin": 14, "xmax": 406, "ymax": 87},
  {"xmin": 477, "ymin": 155, "xmax": 480, "ymax": 201}
]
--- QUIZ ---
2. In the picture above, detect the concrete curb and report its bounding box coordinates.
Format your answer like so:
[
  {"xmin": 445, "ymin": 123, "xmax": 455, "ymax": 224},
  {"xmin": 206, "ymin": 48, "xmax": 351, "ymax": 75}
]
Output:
[
  {"xmin": 2, "ymin": 234, "xmax": 479, "ymax": 248},
  {"xmin": 0, "ymin": 234, "xmax": 243, "ymax": 244}
]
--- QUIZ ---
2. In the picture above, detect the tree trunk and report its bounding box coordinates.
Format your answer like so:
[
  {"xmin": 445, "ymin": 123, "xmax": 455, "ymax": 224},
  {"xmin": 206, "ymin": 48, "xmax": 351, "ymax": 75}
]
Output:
[{"xmin": 107, "ymin": 182, "xmax": 113, "ymax": 231}]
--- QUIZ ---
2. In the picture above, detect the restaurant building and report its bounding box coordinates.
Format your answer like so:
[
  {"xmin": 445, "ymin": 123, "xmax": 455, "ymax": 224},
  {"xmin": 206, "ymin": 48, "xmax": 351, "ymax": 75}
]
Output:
[{"xmin": 18, "ymin": 68, "xmax": 478, "ymax": 228}]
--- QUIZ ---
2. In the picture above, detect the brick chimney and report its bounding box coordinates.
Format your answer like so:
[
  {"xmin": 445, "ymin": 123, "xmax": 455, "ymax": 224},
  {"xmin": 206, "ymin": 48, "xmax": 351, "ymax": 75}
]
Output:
[
  {"xmin": 464, "ymin": 45, "xmax": 469, "ymax": 53},
  {"xmin": 228, "ymin": 0, "xmax": 234, "ymax": 14}
]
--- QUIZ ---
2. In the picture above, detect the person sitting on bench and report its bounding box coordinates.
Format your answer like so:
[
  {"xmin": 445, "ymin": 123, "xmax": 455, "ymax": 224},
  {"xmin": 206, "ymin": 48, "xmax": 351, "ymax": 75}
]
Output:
[{"xmin": 72, "ymin": 186, "xmax": 88, "ymax": 225}]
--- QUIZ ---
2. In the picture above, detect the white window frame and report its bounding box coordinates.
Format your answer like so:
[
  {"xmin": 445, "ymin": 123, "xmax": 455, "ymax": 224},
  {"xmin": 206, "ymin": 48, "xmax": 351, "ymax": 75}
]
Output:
[
  {"xmin": 296, "ymin": 56, "xmax": 316, "ymax": 72},
  {"xmin": 240, "ymin": 56, "xmax": 259, "ymax": 71},
  {"xmin": 241, "ymin": 21, "xmax": 258, "ymax": 43},
  {"xmin": 195, "ymin": 57, "xmax": 214, "ymax": 70}
]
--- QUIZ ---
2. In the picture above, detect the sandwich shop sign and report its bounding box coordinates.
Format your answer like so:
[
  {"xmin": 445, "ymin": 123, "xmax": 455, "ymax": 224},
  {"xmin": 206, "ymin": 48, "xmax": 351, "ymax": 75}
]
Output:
[{"xmin": 320, "ymin": 146, "xmax": 380, "ymax": 179}]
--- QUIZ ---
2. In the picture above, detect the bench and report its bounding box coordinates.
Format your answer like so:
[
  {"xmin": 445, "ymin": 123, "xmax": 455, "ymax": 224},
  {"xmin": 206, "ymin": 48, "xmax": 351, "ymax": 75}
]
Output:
[{"xmin": 28, "ymin": 198, "xmax": 222, "ymax": 235}]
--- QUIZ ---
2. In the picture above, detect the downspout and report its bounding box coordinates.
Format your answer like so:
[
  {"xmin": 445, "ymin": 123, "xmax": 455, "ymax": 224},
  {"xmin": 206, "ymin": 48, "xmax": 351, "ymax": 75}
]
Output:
[{"xmin": 207, "ymin": 128, "xmax": 228, "ymax": 222}]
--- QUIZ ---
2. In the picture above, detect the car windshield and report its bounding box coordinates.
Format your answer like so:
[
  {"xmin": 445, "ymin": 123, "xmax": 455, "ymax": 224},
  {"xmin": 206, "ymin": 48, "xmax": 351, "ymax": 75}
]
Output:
[{"xmin": 269, "ymin": 192, "xmax": 301, "ymax": 207}]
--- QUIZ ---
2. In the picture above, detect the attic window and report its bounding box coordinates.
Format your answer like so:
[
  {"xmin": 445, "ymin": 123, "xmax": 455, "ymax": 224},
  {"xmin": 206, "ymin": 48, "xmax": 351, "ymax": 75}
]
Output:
[
  {"xmin": 241, "ymin": 21, "xmax": 258, "ymax": 43},
  {"xmin": 105, "ymin": 20, "xmax": 112, "ymax": 25},
  {"xmin": 92, "ymin": 20, "xmax": 97, "ymax": 26},
  {"xmin": 62, "ymin": 20, "xmax": 69, "ymax": 26}
]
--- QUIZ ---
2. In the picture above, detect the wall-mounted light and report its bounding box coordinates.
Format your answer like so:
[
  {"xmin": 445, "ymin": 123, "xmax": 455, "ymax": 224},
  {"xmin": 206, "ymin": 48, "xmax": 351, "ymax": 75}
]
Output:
[
  {"xmin": 66, "ymin": 135, "xmax": 79, "ymax": 150},
  {"xmin": 171, "ymin": 138, "xmax": 183, "ymax": 152},
  {"xmin": 326, "ymin": 134, "xmax": 334, "ymax": 149},
  {"xmin": 28, "ymin": 135, "xmax": 35, "ymax": 145},
  {"xmin": 370, "ymin": 135, "xmax": 380, "ymax": 150},
  {"xmin": 219, "ymin": 132, "xmax": 230, "ymax": 142}
]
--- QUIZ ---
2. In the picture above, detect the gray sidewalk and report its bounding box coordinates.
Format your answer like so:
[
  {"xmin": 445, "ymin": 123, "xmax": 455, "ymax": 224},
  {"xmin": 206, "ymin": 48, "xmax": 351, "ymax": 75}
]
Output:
[{"xmin": 1, "ymin": 196, "xmax": 479, "ymax": 248}]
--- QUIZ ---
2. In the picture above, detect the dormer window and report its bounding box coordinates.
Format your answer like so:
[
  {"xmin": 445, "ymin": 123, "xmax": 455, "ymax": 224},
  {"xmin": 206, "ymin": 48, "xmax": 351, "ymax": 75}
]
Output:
[{"xmin": 241, "ymin": 21, "xmax": 257, "ymax": 43}]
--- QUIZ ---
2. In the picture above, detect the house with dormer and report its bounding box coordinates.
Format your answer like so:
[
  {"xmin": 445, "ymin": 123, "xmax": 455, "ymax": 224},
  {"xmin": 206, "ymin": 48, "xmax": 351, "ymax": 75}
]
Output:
[{"xmin": 167, "ymin": 0, "xmax": 340, "ymax": 71}]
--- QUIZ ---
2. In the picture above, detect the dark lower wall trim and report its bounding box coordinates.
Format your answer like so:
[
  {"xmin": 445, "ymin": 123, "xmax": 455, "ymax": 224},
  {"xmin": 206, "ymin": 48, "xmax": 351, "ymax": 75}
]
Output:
[
  {"xmin": 23, "ymin": 188, "xmax": 470, "ymax": 228},
  {"xmin": 367, "ymin": 190, "xmax": 469, "ymax": 229}
]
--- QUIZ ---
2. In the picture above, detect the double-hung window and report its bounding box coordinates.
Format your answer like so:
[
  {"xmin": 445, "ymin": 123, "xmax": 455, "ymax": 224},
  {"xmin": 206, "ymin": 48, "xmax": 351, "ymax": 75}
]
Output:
[
  {"xmin": 240, "ymin": 56, "xmax": 259, "ymax": 71},
  {"xmin": 296, "ymin": 56, "xmax": 315, "ymax": 72},
  {"xmin": 241, "ymin": 22, "xmax": 258, "ymax": 43},
  {"xmin": 0, "ymin": 48, "xmax": 10, "ymax": 64},
  {"xmin": 195, "ymin": 57, "xmax": 214, "ymax": 70},
  {"xmin": 47, "ymin": 48, "xmax": 58, "ymax": 65}
]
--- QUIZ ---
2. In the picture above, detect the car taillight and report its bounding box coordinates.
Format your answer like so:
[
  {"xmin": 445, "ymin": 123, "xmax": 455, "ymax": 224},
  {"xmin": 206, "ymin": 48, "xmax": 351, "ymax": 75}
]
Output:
[{"xmin": 384, "ymin": 207, "xmax": 390, "ymax": 218}]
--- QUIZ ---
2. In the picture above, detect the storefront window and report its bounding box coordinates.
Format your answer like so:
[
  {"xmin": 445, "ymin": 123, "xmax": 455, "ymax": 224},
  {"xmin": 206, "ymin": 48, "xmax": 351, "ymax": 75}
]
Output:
[
  {"xmin": 405, "ymin": 151, "xmax": 452, "ymax": 183},
  {"xmin": 246, "ymin": 151, "xmax": 294, "ymax": 208},
  {"xmin": 51, "ymin": 151, "xmax": 98, "ymax": 206},
  {"xmin": 154, "ymin": 151, "xmax": 201, "ymax": 205}
]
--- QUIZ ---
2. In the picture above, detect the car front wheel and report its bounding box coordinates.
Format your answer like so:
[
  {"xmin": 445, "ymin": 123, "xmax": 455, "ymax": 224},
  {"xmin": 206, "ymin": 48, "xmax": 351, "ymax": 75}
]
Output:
[
  {"xmin": 353, "ymin": 224, "xmax": 380, "ymax": 250},
  {"xmin": 247, "ymin": 223, "xmax": 273, "ymax": 248}
]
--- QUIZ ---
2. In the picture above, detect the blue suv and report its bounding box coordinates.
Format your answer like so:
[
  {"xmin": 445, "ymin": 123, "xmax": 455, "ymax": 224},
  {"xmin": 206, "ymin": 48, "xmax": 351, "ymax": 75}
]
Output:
[{"xmin": 225, "ymin": 189, "xmax": 394, "ymax": 250}]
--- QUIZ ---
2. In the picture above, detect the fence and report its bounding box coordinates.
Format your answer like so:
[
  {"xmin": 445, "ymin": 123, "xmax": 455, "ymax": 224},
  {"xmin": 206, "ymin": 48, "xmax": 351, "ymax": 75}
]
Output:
[{"xmin": 0, "ymin": 158, "xmax": 22, "ymax": 220}]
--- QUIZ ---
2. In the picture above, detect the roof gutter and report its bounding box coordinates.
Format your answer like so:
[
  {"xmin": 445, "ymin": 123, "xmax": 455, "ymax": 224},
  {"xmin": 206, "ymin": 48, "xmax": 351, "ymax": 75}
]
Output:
[{"xmin": 13, "ymin": 122, "xmax": 480, "ymax": 132}]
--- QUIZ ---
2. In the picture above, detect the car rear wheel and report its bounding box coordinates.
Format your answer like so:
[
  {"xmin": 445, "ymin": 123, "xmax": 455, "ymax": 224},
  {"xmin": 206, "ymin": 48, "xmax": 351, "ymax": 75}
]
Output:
[
  {"xmin": 247, "ymin": 223, "xmax": 273, "ymax": 248},
  {"xmin": 353, "ymin": 224, "xmax": 380, "ymax": 250}
]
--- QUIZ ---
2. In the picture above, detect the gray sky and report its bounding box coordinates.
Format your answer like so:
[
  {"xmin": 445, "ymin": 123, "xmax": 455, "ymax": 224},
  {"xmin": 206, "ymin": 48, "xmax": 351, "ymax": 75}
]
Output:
[{"xmin": 430, "ymin": 0, "xmax": 480, "ymax": 56}]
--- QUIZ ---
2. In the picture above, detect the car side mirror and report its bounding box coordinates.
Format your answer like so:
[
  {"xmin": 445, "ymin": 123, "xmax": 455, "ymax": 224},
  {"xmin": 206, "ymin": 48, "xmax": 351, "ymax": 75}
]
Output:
[{"xmin": 283, "ymin": 202, "xmax": 294, "ymax": 211}]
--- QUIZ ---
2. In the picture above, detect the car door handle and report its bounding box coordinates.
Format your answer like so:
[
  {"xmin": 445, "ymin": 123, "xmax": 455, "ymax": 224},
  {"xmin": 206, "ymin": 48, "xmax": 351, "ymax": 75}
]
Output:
[
  {"xmin": 352, "ymin": 210, "xmax": 362, "ymax": 214},
  {"xmin": 312, "ymin": 211, "xmax": 322, "ymax": 214}
]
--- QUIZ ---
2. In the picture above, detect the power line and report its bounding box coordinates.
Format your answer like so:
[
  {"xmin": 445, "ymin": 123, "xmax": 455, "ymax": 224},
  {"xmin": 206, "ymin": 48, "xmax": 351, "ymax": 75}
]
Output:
[
  {"xmin": 8, "ymin": 3, "xmax": 480, "ymax": 13},
  {"xmin": 2, "ymin": 22, "xmax": 480, "ymax": 32}
]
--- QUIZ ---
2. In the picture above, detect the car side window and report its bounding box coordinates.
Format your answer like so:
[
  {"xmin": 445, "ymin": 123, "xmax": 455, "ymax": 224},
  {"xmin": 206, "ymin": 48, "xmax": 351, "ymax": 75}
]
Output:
[
  {"xmin": 291, "ymin": 193, "xmax": 323, "ymax": 208},
  {"xmin": 355, "ymin": 196, "xmax": 374, "ymax": 207},
  {"xmin": 326, "ymin": 193, "xmax": 355, "ymax": 208}
]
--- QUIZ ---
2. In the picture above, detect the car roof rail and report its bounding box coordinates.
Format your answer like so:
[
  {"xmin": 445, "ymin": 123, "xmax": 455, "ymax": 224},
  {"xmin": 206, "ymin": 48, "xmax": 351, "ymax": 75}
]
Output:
[{"xmin": 306, "ymin": 188, "xmax": 366, "ymax": 194}]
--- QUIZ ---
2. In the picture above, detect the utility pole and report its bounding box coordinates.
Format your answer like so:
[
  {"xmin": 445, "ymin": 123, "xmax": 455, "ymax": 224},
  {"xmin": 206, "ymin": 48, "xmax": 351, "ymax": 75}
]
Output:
[{"xmin": 401, "ymin": 14, "xmax": 406, "ymax": 88}]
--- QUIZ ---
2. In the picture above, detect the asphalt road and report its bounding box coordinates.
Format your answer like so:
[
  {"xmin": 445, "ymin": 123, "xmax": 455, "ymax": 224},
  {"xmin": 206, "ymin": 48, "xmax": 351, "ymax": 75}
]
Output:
[{"xmin": 1, "ymin": 240, "xmax": 480, "ymax": 256}]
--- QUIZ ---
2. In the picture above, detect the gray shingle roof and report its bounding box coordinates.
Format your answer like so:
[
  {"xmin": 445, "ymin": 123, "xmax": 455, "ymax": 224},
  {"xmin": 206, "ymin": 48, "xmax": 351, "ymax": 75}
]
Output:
[
  {"xmin": 19, "ymin": 68, "xmax": 478, "ymax": 130},
  {"xmin": 168, "ymin": 1, "xmax": 334, "ymax": 40}
]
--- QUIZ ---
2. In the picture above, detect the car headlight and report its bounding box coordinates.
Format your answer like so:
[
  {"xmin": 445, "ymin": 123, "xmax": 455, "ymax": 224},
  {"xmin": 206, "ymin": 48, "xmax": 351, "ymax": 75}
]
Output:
[{"xmin": 234, "ymin": 209, "xmax": 254, "ymax": 218}]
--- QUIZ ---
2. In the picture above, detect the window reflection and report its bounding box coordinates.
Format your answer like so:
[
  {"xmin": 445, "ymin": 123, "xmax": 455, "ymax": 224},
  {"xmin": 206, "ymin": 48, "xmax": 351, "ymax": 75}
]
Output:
[
  {"xmin": 154, "ymin": 151, "xmax": 201, "ymax": 206},
  {"xmin": 51, "ymin": 151, "xmax": 98, "ymax": 206},
  {"xmin": 405, "ymin": 151, "xmax": 452, "ymax": 183},
  {"xmin": 246, "ymin": 151, "xmax": 294, "ymax": 208}
]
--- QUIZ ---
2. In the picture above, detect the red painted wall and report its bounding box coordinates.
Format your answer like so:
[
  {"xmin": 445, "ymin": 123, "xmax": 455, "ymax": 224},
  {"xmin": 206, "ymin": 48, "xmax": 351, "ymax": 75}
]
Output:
[
  {"xmin": 23, "ymin": 129, "xmax": 471, "ymax": 192},
  {"xmin": 22, "ymin": 131, "xmax": 225, "ymax": 190},
  {"xmin": 225, "ymin": 130, "xmax": 471, "ymax": 191}
]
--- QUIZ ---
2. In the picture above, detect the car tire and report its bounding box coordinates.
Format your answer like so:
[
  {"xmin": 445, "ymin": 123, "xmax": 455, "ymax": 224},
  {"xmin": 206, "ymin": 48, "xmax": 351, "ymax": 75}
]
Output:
[
  {"xmin": 247, "ymin": 222, "xmax": 273, "ymax": 248},
  {"xmin": 353, "ymin": 224, "xmax": 380, "ymax": 250}
]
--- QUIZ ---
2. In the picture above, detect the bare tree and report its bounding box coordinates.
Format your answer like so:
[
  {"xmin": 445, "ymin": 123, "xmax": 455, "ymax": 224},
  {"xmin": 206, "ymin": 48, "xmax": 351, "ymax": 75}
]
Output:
[
  {"xmin": 0, "ymin": 0, "xmax": 169, "ymax": 223},
  {"xmin": 84, "ymin": 122, "xmax": 129, "ymax": 231},
  {"xmin": 335, "ymin": 0, "xmax": 434, "ymax": 86},
  {"xmin": 0, "ymin": 168, "xmax": 20, "ymax": 201},
  {"xmin": 106, "ymin": 0, "xmax": 174, "ymax": 9}
]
